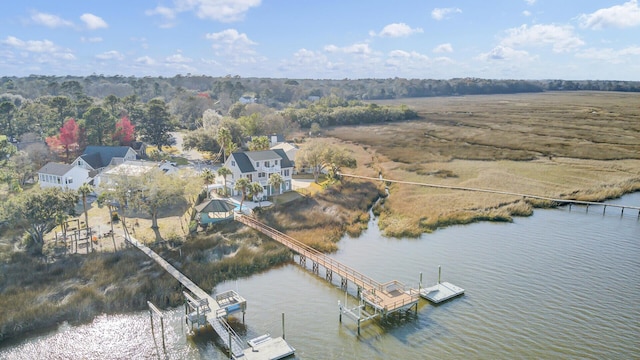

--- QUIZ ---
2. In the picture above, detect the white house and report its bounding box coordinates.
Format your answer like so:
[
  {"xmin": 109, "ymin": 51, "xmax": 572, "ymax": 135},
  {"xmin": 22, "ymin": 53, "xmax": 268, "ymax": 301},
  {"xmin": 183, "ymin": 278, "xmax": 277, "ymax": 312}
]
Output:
[
  {"xmin": 223, "ymin": 149, "xmax": 294, "ymax": 198},
  {"xmin": 73, "ymin": 146, "xmax": 137, "ymax": 172},
  {"xmin": 37, "ymin": 162, "xmax": 89, "ymax": 191}
]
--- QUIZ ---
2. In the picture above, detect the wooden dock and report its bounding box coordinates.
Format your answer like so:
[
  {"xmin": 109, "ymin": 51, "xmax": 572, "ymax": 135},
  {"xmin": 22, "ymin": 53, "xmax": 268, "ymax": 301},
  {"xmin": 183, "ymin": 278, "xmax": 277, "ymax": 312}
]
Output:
[
  {"xmin": 127, "ymin": 235, "xmax": 295, "ymax": 359},
  {"xmin": 235, "ymin": 214, "xmax": 419, "ymax": 316}
]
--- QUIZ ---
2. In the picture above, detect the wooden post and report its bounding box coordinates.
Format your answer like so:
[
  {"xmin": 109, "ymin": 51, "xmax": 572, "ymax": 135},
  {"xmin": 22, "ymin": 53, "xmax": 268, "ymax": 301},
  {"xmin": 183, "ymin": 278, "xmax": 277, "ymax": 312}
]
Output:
[
  {"xmin": 419, "ymin": 272, "xmax": 423, "ymax": 293},
  {"xmin": 338, "ymin": 301, "xmax": 342, "ymax": 322},
  {"xmin": 438, "ymin": 266, "xmax": 442, "ymax": 284},
  {"xmin": 282, "ymin": 312, "xmax": 285, "ymax": 340},
  {"xmin": 160, "ymin": 315, "xmax": 166, "ymax": 353},
  {"xmin": 586, "ymin": 204, "xmax": 589, "ymax": 213},
  {"xmin": 228, "ymin": 328, "xmax": 232, "ymax": 360},
  {"xmin": 603, "ymin": 205, "xmax": 606, "ymax": 215}
]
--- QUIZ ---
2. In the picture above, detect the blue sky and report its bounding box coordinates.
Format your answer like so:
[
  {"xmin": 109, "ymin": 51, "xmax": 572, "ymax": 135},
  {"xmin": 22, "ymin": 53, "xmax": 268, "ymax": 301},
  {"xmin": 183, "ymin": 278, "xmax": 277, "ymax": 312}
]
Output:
[{"xmin": 2, "ymin": 1, "xmax": 640, "ymax": 80}]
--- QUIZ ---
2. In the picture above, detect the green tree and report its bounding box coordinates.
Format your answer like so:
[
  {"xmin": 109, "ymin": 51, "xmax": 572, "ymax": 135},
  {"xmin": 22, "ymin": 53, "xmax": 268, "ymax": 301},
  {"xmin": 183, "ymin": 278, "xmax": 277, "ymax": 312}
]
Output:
[
  {"xmin": 84, "ymin": 106, "xmax": 115, "ymax": 145},
  {"xmin": 216, "ymin": 127, "xmax": 237, "ymax": 163},
  {"xmin": 268, "ymin": 172, "xmax": 284, "ymax": 196},
  {"xmin": 217, "ymin": 166, "xmax": 232, "ymax": 196},
  {"xmin": 0, "ymin": 101, "xmax": 16, "ymax": 136},
  {"xmin": 131, "ymin": 169, "xmax": 188, "ymax": 242},
  {"xmin": 297, "ymin": 140, "xmax": 356, "ymax": 183},
  {"xmin": 103, "ymin": 95, "xmax": 120, "ymax": 117},
  {"xmin": 78, "ymin": 183, "xmax": 94, "ymax": 251},
  {"xmin": 182, "ymin": 128, "xmax": 221, "ymax": 157},
  {"xmin": 247, "ymin": 135, "xmax": 270, "ymax": 151},
  {"xmin": 234, "ymin": 177, "xmax": 251, "ymax": 213},
  {"xmin": 5, "ymin": 187, "xmax": 78, "ymax": 251},
  {"xmin": 49, "ymin": 96, "xmax": 73, "ymax": 128},
  {"xmin": 201, "ymin": 168, "xmax": 215, "ymax": 186},
  {"xmin": 140, "ymin": 99, "xmax": 175, "ymax": 150},
  {"xmin": 249, "ymin": 181, "xmax": 264, "ymax": 207}
]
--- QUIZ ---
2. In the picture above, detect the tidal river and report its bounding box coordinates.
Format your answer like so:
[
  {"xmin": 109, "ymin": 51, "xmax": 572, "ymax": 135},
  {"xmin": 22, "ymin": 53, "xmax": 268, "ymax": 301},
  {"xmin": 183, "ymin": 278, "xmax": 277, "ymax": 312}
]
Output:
[{"xmin": 2, "ymin": 193, "xmax": 639, "ymax": 359}]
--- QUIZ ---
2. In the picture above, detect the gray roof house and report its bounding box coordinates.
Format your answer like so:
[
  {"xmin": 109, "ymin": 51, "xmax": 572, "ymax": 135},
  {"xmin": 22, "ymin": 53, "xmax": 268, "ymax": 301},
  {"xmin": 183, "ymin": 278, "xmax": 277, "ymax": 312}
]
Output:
[
  {"xmin": 72, "ymin": 146, "xmax": 137, "ymax": 172},
  {"xmin": 223, "ymin": 149, "xmax": 294, "ymax": 198},
  {"xmin": 37, "ymin": 162, "xmax": 90, "ymax": 191}
]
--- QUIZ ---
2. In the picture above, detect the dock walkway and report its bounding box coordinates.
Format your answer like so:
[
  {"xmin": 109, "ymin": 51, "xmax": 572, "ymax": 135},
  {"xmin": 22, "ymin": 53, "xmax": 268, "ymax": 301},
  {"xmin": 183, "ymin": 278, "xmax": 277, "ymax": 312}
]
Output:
[
  {"xmin": 235, "ymin": 214, "xmax": 418, "ymax": 315},
  {"xmin": 127, "ymin": 235, "xmax": 294, "ymax": 359}
]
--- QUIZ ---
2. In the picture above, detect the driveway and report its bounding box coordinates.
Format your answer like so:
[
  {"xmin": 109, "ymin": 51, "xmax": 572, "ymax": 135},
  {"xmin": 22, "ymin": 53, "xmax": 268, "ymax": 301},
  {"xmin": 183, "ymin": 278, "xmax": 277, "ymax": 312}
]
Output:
[{"xmin": 171, "ymin": 131, "xmax": 204, "ymax": 162}]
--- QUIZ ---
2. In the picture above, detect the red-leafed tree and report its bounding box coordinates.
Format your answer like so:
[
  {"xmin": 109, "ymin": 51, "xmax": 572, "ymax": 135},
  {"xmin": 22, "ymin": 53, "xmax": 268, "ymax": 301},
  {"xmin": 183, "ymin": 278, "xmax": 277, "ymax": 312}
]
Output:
[
  {"xmin": 113, "ymin": 115, "xmax": 135, "ymax": 146},
  {"xmin": 45, "ymin": 118, "xmax": 80, "ymax": 161}
]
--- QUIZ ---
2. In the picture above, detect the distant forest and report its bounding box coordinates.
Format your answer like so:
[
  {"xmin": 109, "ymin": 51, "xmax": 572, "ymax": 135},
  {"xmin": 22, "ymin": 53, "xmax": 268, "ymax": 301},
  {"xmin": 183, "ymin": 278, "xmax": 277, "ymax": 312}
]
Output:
[
  {"xmin": 1, "ymin": 75, "xmax": 639, "ymax": 144},
  {"xmin": 2, "ymin": 75, "xmax": 639, "ymax": 105}
]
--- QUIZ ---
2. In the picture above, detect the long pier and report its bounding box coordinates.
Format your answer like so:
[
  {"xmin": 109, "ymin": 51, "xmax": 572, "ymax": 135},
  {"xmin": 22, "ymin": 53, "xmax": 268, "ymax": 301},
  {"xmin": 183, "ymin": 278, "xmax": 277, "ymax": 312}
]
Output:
[
  {"xmin": 340, "ymin": 173, "xmax": 640, "ymax": 217},
  {"xmin": 235, "ymin": 214, "xmax": 419, "ymax": 316},
  {"xmin": 126, "ymin": 234, "xmax": 294, "ymax": 359}
]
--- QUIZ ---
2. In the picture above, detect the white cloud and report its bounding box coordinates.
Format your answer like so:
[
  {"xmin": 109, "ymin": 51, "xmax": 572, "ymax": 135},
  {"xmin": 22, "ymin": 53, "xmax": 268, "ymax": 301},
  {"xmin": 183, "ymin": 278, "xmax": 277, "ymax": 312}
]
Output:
[
  {"xmin": 80, "ymin": 13, "xmax": 108, "ymax": 30},
  {"xmin": 433, "ymin": 43, "xmax": 454, "ymax": 53},
  {"xmin": 96, "ymin": 50, "xmax": 124, "ymax": 60},
  {"xmin": 146, "ymin": 6, "xmax": 177, "ymax": 20},
  {"xmin": 523, "ymin": 10, "xmax": 532, "ymax": 17},
  {"xmin": 205, "ymin": 29, "xmax": 264, "ymax": 66},
  {"xmin": 477, "ymin": 45, "xmax": 531, "ymax": 61},
  {"xmin": 166, "ymin": 52, "xmax": 193, "ymax": 63},
  {"xmin": 578, "ymin": 0, "xmax": 640, "ymax": 29},
  {"xmin": 136, "ymin": 56, "xmax": 156, "ymax": 65},
  {"xmin": 377, "ymin": 23, "xmax": 423, "ymax": 37},
  {"xmin": 206, "ymin": 29, "xmax": 257, "ymax": 54},
  {"xmin": 577, "ymin": 46, "xmax": 640, "ymax": 63},
  {"xmin": 149, "ymin": 0, "xmax": 261, "ymax": 23},
  {"xmin": 30, "ymin": 11, "xmax": 73, "ymax": 28},
  {"xmin": 324, "ymin": 43, "xmax": 372, "ymax": 55},
  {"xmin": 432, "ymin": 7, "xmax": 462, "ymax": 21},
  {"xmin": 3, "ymin": 36, "xmax": 58, "ymax": 53},
  {"xmin": 388, "ymin": 50, "xmax": 429, "ymax": 61},
  {"xmin": 2, "ymin": 36, "xmax": 75, "ymax": 63},
  {"xmin": 81, "ymin": 37, "xmax": 103, "ymax": 43},
  {"xmin": 500, "ymin": 24, "xmax": 584, "ymax": 53},
  {"xmin": 524, "ymin": 0, "xmax": 536, "ymax": 5}
]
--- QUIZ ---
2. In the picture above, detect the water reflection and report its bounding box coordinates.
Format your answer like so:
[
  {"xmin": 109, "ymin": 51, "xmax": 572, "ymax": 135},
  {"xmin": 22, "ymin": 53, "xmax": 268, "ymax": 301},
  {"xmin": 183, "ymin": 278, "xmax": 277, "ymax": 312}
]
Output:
[{"xmin": 1, "ymin": 193, "xmax": 638, "ymax": 359}]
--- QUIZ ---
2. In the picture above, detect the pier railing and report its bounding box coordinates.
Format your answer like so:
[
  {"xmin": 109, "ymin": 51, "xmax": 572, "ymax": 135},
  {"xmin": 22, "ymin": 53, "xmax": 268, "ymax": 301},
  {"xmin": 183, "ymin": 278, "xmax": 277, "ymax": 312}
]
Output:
[
  {"xmin": 236, "ymin": 214, "xmax": 419, "ymax": 312},
  {"xmin": 236, "ymin": 214, "xmax": 382, "ymax": 291}
]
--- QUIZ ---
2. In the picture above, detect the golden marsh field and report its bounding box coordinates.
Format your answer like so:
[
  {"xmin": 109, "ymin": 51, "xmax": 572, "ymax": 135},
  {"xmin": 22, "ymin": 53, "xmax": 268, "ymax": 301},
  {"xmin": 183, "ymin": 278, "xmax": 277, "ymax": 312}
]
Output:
[{"xmin": 325, "ymin": 91, "xmax": 640, "ymax": 237}]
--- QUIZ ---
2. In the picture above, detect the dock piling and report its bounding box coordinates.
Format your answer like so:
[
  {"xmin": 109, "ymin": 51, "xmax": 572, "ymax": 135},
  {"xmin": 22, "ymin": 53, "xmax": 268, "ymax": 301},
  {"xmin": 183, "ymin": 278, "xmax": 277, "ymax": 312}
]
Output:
[
  {"xmin": 282, "ymin": 313, "xmax": 286, "ymax": 340},
  {"xmin": 438, "ymin": 266, "xmax": 441, "ymax": 284}
]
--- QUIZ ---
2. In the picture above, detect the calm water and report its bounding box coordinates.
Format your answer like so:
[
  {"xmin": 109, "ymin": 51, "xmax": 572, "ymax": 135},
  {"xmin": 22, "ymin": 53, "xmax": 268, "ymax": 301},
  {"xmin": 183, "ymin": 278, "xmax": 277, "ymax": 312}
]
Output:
[{"xmin": 2, "ymin": 193, "xmax": 639, "ymax": 359}]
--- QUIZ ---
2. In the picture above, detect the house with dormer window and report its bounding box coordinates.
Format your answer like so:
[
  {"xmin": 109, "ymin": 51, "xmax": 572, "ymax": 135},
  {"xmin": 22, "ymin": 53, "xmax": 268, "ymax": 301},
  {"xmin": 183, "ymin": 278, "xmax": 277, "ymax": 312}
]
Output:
[{"xmin": 223, "ymin": 149, "xmax": 294, "ymax": 198}]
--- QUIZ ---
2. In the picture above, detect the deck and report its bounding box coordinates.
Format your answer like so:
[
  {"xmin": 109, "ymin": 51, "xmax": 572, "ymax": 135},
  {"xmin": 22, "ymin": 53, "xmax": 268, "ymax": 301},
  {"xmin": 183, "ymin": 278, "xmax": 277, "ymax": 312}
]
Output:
[
  {"xmin": 235, "ymin": 214, "xmax": 419, "ymax": 315},
  {"xmin": 127, "ymin": 235, "xmax": 294, "ymax": 359}
]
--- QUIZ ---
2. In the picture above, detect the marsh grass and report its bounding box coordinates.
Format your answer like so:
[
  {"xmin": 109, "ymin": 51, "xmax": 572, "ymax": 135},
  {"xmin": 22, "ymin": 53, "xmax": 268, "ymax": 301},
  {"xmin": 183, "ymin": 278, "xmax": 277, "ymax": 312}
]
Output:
[
  {"xmin": 259, "ymin": 180, "xmax": 382, "ymax": 252},
  {"xmin": 324, "ymin": 92, "xmax": 640, "ymax": 236}
]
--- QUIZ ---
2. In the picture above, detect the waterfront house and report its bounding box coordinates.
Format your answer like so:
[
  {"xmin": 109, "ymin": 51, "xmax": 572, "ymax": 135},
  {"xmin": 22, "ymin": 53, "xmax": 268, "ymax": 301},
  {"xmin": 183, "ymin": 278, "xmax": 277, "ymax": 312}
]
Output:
[{"xmin": 223, "ymin": 149, "xmax": 293, "ymax": 198}]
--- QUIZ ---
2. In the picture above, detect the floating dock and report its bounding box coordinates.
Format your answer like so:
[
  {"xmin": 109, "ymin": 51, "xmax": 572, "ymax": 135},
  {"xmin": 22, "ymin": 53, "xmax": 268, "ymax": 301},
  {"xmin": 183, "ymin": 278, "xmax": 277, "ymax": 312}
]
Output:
[
  {"xmin": 418, "ymin": 266, "xmax": 464, "ymax": 304},
  {"xmin": 420, "ymin": 282, "xmax": 465, "ymax": 303}
]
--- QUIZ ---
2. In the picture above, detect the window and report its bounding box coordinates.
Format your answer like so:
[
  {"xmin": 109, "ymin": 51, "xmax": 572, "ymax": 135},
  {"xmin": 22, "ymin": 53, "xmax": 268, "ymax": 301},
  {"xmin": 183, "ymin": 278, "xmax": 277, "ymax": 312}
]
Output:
[
  {"xmin": 66, "ymin": 178, "xmax": 73, "ymax": 184},
  {"xmin": 231, "ymin": 160, "xmax": 236, "ymax": 167},
  {"xmin": 77, "ymin": 160, "xmax": 83, "ymax": 166},
  {"xmin": 258, "ymin": 172, "xmax": 265, "ymax": 178},
  {"xmin": 265, "ymin": 161, "xmax": 270, "ymax": 167},
  {"xmin": 283, "ymin": 169, "xmax": 290, "ymax": 177},
  {"xmin": 275, "ymin": 160, "xmax": 278, "ymax": 165},
  {"xmin": 247, "ymin": 174, "xmax": 253, "ymax": 181},
  {"xmin": 256, "ymin": 161, "xmax": 260, "ymax": 167}
]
